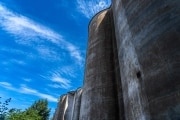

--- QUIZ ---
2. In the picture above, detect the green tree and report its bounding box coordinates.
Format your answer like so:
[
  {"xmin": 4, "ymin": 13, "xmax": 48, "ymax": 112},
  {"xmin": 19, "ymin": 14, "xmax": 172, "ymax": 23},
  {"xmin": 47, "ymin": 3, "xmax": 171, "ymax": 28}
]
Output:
[
  {"xmin": 0, "ymin": 97, "xmax": 11, "ymax": 120},
  {"xmin": 1, "ymin": 98, "xmax": 50, "ymax": 120},
  {"xmin": 7, "ymin": 108, "xmax": 42, "ymax": 120},
  {"xmin": 27, "ymin": 99, "xmax": 50, "ymax": 120}
]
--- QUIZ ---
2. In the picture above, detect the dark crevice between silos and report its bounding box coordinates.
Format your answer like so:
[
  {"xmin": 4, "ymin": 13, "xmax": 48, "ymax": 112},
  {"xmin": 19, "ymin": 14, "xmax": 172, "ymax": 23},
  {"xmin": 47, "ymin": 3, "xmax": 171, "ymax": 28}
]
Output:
[{"xmin": 110, "ymin": 8, "xmax": 125, "ymax": 120}]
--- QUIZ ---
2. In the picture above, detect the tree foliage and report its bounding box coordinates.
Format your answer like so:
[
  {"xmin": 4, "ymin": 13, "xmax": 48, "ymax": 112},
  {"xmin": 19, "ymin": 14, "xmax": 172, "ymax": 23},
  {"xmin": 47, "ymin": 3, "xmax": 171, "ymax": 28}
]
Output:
[
  {"xmin": 7, "ymin": 108, "xmax": 42, "ymax": 120},
  {"xmin": 27, "ymin": 99, "xmax": 51, "ymax": 120},
  {"xmin": 0, "ymin": 98, "xmax": 51, "ymax": 120},
  {"xmin": 0, "ymin": 97, "xmax": 11, "ymax": 120}
]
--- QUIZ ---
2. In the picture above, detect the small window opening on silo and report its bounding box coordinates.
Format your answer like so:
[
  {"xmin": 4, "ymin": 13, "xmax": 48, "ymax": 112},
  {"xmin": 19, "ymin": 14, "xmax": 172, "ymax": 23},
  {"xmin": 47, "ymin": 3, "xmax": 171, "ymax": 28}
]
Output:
[{"xmin": 136, "ymin": 71, "xmax": 141, "ymax": 79}]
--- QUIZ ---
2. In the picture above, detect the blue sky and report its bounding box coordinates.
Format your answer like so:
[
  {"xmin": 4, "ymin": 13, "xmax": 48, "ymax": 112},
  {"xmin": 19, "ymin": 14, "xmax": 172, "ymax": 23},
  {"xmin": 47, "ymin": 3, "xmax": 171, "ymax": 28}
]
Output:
[{"xmin": 0, "ymin": 0, "xmax": 111, "ymax": 116}]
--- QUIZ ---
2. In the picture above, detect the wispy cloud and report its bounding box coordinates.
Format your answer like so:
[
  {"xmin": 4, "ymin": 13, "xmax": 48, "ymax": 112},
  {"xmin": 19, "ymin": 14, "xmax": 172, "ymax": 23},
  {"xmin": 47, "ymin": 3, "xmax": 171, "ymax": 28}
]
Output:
[
  {"xmin": 48, "ymin": 84, "xmax": 62, "ymax": 89},
  {"xmin": 0, "ymin": 82, "xmax": 16, "ymax": 90},
  {"xmin": 0, "ymin": 82, "xmax": 57, "ymax": 102},
  {"xmin": 0, "ymin": 4, "xmax": 60, "ymax": 44},
  {"xmin": 0, "ymin": 3, "xmax": 83, "ymax": 63},
  {"xmin": 65, "ymin": 42, "xmax": 83, "ymax": 64},
  {"xmin": 23, "ymin": 78, "xmax": 32, "ymax": 82},
  {"xmin": 59, "ymin": 66, "xmax": 77, "ymax": 78},
  {"xmin": 40, "ymin": 65, "xmax": 78, "ymax": 90},
  {"xmin": 40, "ymin": 72, "xmax": 72, "ymax": 90},
  {"xmin": 77, "ymin": 0, "xmax": 111, "ymax": 18},
  {"xmin": 51, "ymin": 73, "xmax": 71, "ymax": 89},
  {"xmin": 21, "ymin": 85, "xmax": 57, "ymax": 102},
  {"xmin": 36, "ymin": 46, "xmax": 61, "ymax": 61},
  {"xmin": 10, "ymin": 59, "xmax": 26, "ymax": 65}
]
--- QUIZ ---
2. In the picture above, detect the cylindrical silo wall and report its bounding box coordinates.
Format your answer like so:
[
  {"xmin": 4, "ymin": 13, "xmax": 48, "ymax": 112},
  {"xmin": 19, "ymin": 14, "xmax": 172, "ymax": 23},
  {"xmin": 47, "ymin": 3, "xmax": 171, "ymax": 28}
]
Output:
[
  {"xmin": 53, "ymin": 89, "xmax": 82, "ymax": 120},
  {"xmin": 71, "ymin": 88, "xmax": 83, "ymax": 120},
  {"xmin": 64, "ymin": 92, "xmax": 75, "ymax": 120},
  {"xmin": 112, "ymin": 0, "xmax": 180, "ymax": 119},
  {"xmin": 80, "ymin": 9, "xmax": 119, "ymax": 120},
  {"xmin": 112, "ymin": 21, "xmax": 125, "ymax": 120},
  {"xmin": 52, "ymin": 99, "xmax": 60, "ymax": 120},
  {"xmin": 53, "ymin": 95, "xmax": 68, "ymax": 120}
]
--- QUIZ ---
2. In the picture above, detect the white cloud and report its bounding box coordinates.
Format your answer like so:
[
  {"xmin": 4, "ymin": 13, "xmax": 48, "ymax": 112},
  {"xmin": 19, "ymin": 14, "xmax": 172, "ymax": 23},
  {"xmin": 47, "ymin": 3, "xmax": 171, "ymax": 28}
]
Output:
[
  {"xmin": 48, "ymin": 84, "xmax": 62, "ymax": 89},
  {"xmin": 0, "ymin": 82, "xmax": 16, "ymax": 91},
  {"xmin": 0, "ymin": 4, "xmax": 60, "ymax": 44},
  {"xmin": 0, "ymin": 82, "xmax": 57, "ymax": 102},
  {"xmin": 0, "ymin": 3, "xmax": 83, "ymax": 63},
  {"xmin": 36, "ymin": 46, "xmax": 61, "ymax": 61},
  {"xmin": 21, "ymin": 86, "xmax": 57, "ymax": 102},
  {"xmin": 21, "ymin": 86, "xmax": 37, "ymax": 94},
  {"xmin": 51, "ymin": 74, "xmax": 71, "ymax": 89},
  {"xmin": 0, "ymin": 82, "xmax": 11, "ymax": 86},
  {"xmin": 10, "ymin": 59, "xmax": 26, "ymax": 65},
  {"xmin": 0, "ymin": 47, "xmax": 32, "ymax": 59},
  {"xmin": 23, "ymin": 78, "xmax": 32, "ymax": 82},
  {"xmin": 60, "ymin": 66, "xmax": 76, "ymax": 78},
  {"xmin": 40, "ymin": 72, "xmax": 72, "ymax": 90},
  {"xmin": 77, "ymin": 0, "xmax": 111, "ymax": 18},
  {"xmin": 65, "ymin": 42, "xmax": 83, "ymax": 63}
]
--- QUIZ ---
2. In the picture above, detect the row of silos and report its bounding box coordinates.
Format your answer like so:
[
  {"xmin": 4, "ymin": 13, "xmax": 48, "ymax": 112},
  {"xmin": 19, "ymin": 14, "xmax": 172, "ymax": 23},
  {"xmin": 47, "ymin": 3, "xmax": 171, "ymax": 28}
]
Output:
[
  {"xmin": 53, "ymin": 8, "xmax": 122, "ymax": 120},
  {"xmin": 53, "ymin": 88, "xmax": 82, "ymax": 120},
  {"xmin": 53, "ymin": 0, "xmax": 180, "ymax": 119}
]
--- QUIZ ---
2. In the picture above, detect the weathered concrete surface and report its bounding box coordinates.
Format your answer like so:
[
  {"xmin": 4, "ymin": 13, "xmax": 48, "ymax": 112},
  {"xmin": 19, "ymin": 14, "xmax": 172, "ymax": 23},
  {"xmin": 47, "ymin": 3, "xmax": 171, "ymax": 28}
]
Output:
[
  {"xmin": 112, "ymin": 0, "xmax": 180, "ymax": 119},
  {"xmin": 64, "ymin": 92, "xmax": 75, "ymax": 120},
  {"xmin": 79, "ymin": 9, "xmax": 119, "ymax": 120},
  {"xmin": 53, "ymin": 0, "xmax": 180, "ymax": 120},
  {"xmin": 112, "ymin": 23, "xmax": 125, "ymax": 120},
  {"xmin": 53, "ymin": 95, "xmax": 68, "ymax": 120},
  {"xmin": 71, "ymin": 88, "xmax": 82, "ymax": 120},
  {"xmin": 53, "ymin": 89, "xmax": 83, "ymax": 120}
]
